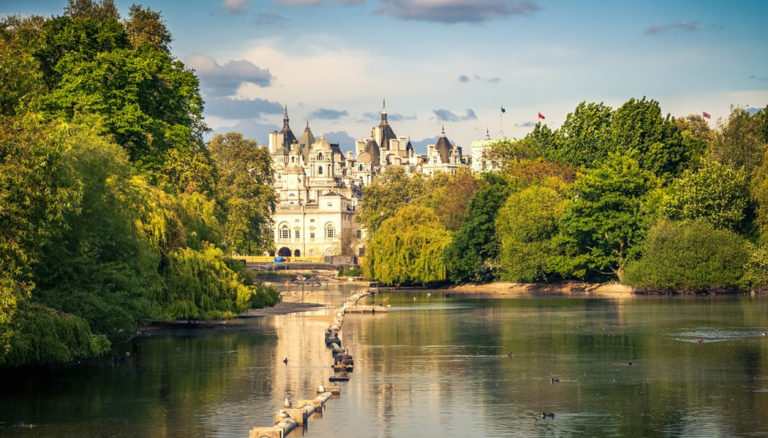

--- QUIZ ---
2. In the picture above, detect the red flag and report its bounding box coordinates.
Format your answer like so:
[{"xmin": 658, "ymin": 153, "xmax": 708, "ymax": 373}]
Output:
[
  {"xmin": 538, "ymin": 112, "xmax": 545, "ymax": 120},
  {"xmin": 703, "ymin": 111, "xmax": 711, "ymax": 119}
]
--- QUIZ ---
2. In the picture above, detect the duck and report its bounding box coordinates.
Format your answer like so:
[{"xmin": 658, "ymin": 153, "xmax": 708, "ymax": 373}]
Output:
[
  {"xmin": 696, "ymin": 338, "xmax": 703, "ymax": 345},
  {"xmin": 506, "ymin": 352, "xmax": 513, "ymax": 359},
  {"xmin": 542, "ymin": 412, "xmax": 555, "ymax": 419},
  {"xmin": 282, "ymin": 357, "xmax": 288, "ymax": 365},
  {"xmin": 551, "ymin": 378, "xmax": 559, "ymax": 384},
  {"xmin": 318, "ymin": 384, "xmax": 326, "ymax": 393},
  {"xmin": 283, "ymin": 397, "xmax": 292, "ymax": 408}
]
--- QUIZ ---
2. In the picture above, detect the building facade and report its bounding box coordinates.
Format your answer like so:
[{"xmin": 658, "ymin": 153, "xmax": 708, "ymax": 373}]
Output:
[{"xmin": 269, "ymin": 102, "xmax": 482, "ymax": 259}]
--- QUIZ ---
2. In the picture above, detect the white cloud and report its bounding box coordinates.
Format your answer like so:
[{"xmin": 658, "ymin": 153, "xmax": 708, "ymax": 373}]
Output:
[
  {"xmin": 222, "ymin": 0, "xmax": 250, "ymax": 13},
  {"xmin": 376, "ymin": 0, "xmax": 540, "ymax": 23},
  {"xmin": 186, "ymin": 54, "xmax": 273, "ymax": 98}
]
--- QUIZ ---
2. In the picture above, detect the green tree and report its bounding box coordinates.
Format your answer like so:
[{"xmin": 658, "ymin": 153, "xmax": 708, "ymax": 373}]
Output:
[
  {"xmin": 124, "ymin": 5, "xmax": 172, "ymax": 53},
  {"xmin": 751, "ymin": 149, "xmax": 768, "ymax": 241},
  {"xmin": 708, "ymin": 106, "xmax": 768, "ymax": 174},
  {"xmin": 660, "ymin": 160, "xmax": 751, "ymax": 232},
  {"xmin": 0, "ymin": 116, "xmax": 81, "ymax": 355},
  {"xmin": 0, "ymin": 16, "xmax": 47, "ymax": 116},
  {"xmin": 554, "ymin": 154, "xmax": 658, "ymax": 280},
  {"xmin": 496, "ymin": 184, "xmax": 567, "ymax": 282},
  {"xmin": 742, "ymin": 244, "xmax": 768, "ymax": 292},
  {"xmin": 443, "ymin": 172, "xmax": 511, "ymax": 282},
  {"xmin": 419, "ymin": 167, "xmax": 480, "ymax": 231},
  {"xmin": 549, "ymin": 101, "xmax": 613, "ymax": 167},
  {"xmin": 675, "ymin": 114, "xmax": 711, "ymax": 168},
  {"xmin": 358, "ymin": 166, "xmax": 427, "ymax": 236},
  {"xmin": 610, "ymin": 97, "xmax": 688, "ymax": 179},
  {"xmin": 624, "ymin": 220, "xmax": 751, "ymax": 293},
  {"xmin": 64, "ymin": 0, "xmax": 119, "ymax": 20},
  {"xmin": 365, "ymin": 205, "xmax": 451, "ymax": 285},
  {"xmin": 32, "ymin": 123, "xmax": 161, "ymax": 340},
  {"xmin": 209, "ymin": 132, "xmax": 275, "ymax": 254}
]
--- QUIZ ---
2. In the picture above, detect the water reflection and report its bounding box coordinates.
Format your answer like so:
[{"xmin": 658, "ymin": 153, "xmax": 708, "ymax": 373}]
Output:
[{"xmin": 1, "ymin": 291, "xmax": 767, "ymax": 437}]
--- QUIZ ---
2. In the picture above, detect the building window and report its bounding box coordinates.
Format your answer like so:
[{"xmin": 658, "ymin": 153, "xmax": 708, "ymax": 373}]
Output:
[
  {"xmin": 294, "ymin": 229, "xmax": 300, "ymax": 239},
  {"xmin": 310, "ymin": 219, "xmax": 315, "ymax": 223},
  {"xmin": 319, "ymin": 166, "xmax": 323, "ymax": 175},
  {"xmin": 358, "ymin": 164, "xmax": 363, "ymax": 171},
  {"xmin": 326, "ymin": 224, "xmax": 335, "ymax": 239},
  {"xmin": 280, "ymin": 225, "xmax": 290, "ymax": 240},
  {"xmin": 310, "ymin": 232, "xmax": 315, "ymax": 239},
  {"xmin": 356, "ymin": 230, "xmax": 362, "ymax": 238},
  {"xmin": 294, "ymin": 249, "xmax": 301, "ymax": 257},
  {"xmin": 327, "ymin": 202, "xmax": 333, "ymax": 207},
  {"xmin": 318, "ymin": 153, "xmax": 323, "ymax": 160}
]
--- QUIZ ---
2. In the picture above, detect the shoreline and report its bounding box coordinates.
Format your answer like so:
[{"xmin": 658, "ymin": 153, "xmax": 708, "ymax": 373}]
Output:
[{"xmin": 446, "ymin": 281, "xmax": 637, "ymax": 298}]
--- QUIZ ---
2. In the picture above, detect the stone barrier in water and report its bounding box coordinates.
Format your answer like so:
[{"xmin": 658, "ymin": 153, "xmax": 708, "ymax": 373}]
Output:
[{"xmin": 248, "ymin": 288, "xmax": 380, "ymax": 438}]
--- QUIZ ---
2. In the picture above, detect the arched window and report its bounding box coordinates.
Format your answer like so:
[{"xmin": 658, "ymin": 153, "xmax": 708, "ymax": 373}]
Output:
[
  {"xmin": 326, "ymin": 224, "xmax": 335, "ymax": 239},
  {"xmin": 358, "ymin": 164, "xmax": 363, "ymax": 171},
  {"xmin": 280, "ymin": 225, "xmax": 290, "ymax": 240},
  {"xmin": 278, "ymin": 247, "xmax": 291, "ymax": 257},
  {"xmin": 294, "ymin": 229, "xmax": 301, "ymax": 239},
  {"xmin": 294, "ymin": 249, "xmax": 301, "ymax": 257},
  {"xmin": 318, "ymin": 153, "xmax": 323, "ymax": 160},
  {"xmin": 318, "ymin": 166, "xmax": 323, "ymax": 175}
]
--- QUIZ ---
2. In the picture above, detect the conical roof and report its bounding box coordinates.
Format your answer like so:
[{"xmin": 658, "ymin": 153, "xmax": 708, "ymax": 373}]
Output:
[
  {"xmin": 364, "ymin": 139, "xmax": 380, "ymax": 165},
  {"xmin": 434, "ymin": 126, "xmax": 453, "ymax": 164},
  {"xmin": 298, "ymin": 122, "xmax": 315, "ymax": 162},
  {"xmin": 279, "ymin": 105, "xmax": 297, "ymax": 153}
]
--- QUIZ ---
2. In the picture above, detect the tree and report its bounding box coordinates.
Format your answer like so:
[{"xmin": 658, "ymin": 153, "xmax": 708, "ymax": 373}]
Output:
[
  {"xmin": 0, "ymin": 16, "xmax": 47, "ymax": 117},
  {"xmin": 0, "ymin": 115, "xmax": 81, "ymax": 356},
  {"xmin": 496, "ymin": 184, "xmax": 567, "ymax": 282},
  {"xmin": 548, "ymin": 101, "xmax": 613, "ymax": 167},
  {"xmin": 365, "ymin": 205, "xmax": 451, "ymax": 285},
  {"xmin": 751, "ymin": 149, "xmax": 768, "ymax": 241},
  {"xmin": 708, "ymin": 106, "xmax": 768, "ymax": 175},
  {"xmin": 660, "ymin": 160, "xmax": 751, "ymax": 232},
  {"xmin": 358, "ymin": 166, "xmax": 427, "ymax": 236},
  {"xmin": 624, "ymin": 220, "xmax": 751, "ymax": 293},
  {"xmin": 209, "ymin": 132, "xmax": 275, "ymax": 254},
  {"xmin": 64, "ymin": 0, "xmax": 119, "ymax": 20},
  {"xmin": 124, "ymin": 5, "xmax": 172, "ymax": 53},
  {"xmin": 554, "ymin": 154, "xmax": 658, "ymax": 280},
  {"xmin": 419, "ymin": 167, "xmax": 480, "ymax": 231},
  {"xmin": 675, "ymin": 114, "xmax": 711, "ymax": 168},
  {"xmin": 742, "ymin": 244, "xmax": 768, "ymax": 292},
  {"xmin": 443, "ymin": 172, "xmax": 511, "ymax": 282},
  {"xmin": 610, "ymin": 97, "xmax": 688, "ymax": 179}
]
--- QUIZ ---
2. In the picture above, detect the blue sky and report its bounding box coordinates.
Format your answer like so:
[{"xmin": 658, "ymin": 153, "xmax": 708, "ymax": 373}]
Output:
[{"xmin": 3, "ymin": 0, "xmax": 767, "ymax": 153}]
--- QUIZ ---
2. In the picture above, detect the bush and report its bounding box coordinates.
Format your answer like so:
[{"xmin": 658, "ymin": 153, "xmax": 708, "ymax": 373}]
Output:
[
  {"xmin": 1, "ymin": 303, "xmax": 110, "ymax": 367},
  {"xmin": 742, "ymin": 245, "xmax": 768, "ymax": 292},
  {"xmin": 338, "ymin": 267, "xmax": 362, "ymax": 277},
  {"xmin": 624, "ymin": 220, "xmax": 751, "ymax": 293}
]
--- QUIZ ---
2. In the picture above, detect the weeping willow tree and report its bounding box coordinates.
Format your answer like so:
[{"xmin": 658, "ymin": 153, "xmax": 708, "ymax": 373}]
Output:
[{"xmin": 365, "ymin": 205, "xmax": 451, "ymax": 285}]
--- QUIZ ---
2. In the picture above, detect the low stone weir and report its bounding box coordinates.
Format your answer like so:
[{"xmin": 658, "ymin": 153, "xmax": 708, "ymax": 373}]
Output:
[{"xmin": 248, "ymin": 287, "xmax": 382, "ymax": 438}]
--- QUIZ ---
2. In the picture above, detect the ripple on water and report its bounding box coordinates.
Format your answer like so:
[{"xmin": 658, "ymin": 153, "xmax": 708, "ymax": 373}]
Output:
[{"xmin": 668, "ymin": 327, "xmax": 767, "ymax": 343}]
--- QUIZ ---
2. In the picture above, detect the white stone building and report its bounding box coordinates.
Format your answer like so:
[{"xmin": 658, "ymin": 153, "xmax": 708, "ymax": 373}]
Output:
[
  {"xmin": 470, "ymin": 129, "xmax": 502, "ymax": 173},
  {"xmin": 268, "ymin": 102, "xmax": 474, "ymax": 259}
]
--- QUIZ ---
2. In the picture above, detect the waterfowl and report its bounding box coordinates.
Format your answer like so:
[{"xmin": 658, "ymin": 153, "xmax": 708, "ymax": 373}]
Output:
[
  {"xmin": 282, "ymin": 357, "xmax": 288, "ymax": 365},
  {"xmin": 542, "ymin": 412, "xmax": 555, "ymax": 419},
  {"xmin": 318, "ymin": 384, "xmax": 326, "ymax": 393},
  {"xmin": 284, "ymin": 397, "xmax": 291, "ymax": 408},
  {"xmin": 551, "ymin": 378, "xmax": 559, "ymax": 384},
  {"xmin": 506, "ymin": 352, "xmax": 513, "ymax": 358}
]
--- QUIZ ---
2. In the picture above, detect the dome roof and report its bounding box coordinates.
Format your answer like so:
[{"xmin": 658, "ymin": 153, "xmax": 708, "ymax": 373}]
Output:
[
  {"xmin": 364, "ymin": 139, "xmax": 380, "ymax": 164},
  {"xmin": 357, "ymin": 151, "xmax": 372, "ymax": 163},
  {"xmin": 434, "ymin": 126, "xmax": 453, "ymax": 164}
]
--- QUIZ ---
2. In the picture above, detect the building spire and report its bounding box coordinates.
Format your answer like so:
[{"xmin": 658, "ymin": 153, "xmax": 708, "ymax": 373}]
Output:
[
  {"xmin": 485, "ymin": 128, "xmax": 490, "ymax": 140},
  {"xmin": 380, "ymin": 98, "xmax": 388, "ymax": 124},
  {"xmin": 441, "ymin": 124, "xmax": 445, "ymax": 135}
]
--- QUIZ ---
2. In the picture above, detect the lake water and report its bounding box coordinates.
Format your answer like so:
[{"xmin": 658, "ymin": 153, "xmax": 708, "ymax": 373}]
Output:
[{"xmin": 2, "ymin": 289, "xmax": 768, "ymax": 437}]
